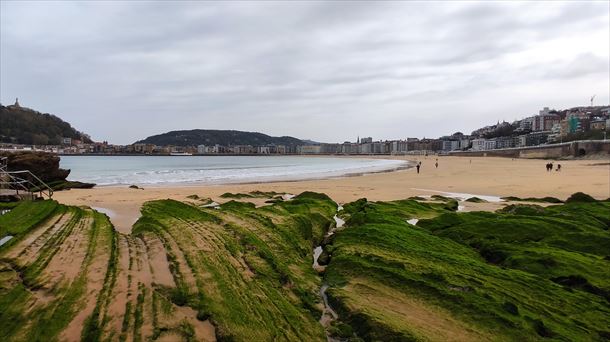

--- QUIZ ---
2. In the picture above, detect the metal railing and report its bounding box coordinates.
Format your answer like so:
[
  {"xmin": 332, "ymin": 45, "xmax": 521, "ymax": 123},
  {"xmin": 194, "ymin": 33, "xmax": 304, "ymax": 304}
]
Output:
[{"xmin": 0, "ymin": 157, "xmax": 54, "ymax": 200}]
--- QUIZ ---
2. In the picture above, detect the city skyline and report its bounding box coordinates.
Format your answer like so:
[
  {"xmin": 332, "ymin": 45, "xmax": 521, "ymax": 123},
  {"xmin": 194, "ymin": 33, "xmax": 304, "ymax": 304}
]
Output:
[{"xmin": 1, "ymin": 1, "xmax": 609, "ymax": 144}]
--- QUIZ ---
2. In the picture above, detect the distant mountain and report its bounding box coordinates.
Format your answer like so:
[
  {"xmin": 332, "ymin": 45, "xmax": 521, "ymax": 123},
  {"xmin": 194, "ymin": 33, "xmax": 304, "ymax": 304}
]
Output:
[
  {"xmin": 300, "ymin": 139, "xmax": 321, "ymax": 145},
  {"xmin": 135, "ymin": 129, "xmax": 304, "ymax": 147},
  {"xmin": 0, "ymin": 102, "xmax": 92, "ymax": 145}
]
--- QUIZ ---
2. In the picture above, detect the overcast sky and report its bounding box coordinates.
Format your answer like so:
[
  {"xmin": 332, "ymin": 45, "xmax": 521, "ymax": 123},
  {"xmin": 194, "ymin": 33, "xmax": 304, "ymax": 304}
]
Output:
[{"xmin": 1, "ymin": 1, "xmax": 609, "ymax": 144}]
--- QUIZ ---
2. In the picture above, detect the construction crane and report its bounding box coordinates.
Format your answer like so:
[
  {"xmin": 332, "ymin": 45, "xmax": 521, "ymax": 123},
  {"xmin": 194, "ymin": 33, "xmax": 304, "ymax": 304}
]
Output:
[{"xmin": 590, "ymin": 94, "xmax": 596, "ymax": 106}]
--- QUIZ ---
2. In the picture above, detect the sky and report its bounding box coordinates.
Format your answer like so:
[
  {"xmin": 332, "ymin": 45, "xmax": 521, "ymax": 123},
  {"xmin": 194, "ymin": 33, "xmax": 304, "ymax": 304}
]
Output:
[{"xmin": 1, "ymin": 1, "xmax": 609, "ymax": 145}]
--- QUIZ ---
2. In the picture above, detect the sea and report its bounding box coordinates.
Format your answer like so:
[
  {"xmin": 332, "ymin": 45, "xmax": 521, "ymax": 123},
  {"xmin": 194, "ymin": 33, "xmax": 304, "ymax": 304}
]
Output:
[{"xmin": 60, "ymin": 155, "xmax": 409, "ymax": 186}]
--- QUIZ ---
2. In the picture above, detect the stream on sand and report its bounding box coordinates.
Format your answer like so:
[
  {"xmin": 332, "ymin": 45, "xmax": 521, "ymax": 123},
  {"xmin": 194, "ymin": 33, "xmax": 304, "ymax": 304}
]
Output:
[{"xmin": 313, "ymin": 206, "xmax": 345, "ymax": 341}]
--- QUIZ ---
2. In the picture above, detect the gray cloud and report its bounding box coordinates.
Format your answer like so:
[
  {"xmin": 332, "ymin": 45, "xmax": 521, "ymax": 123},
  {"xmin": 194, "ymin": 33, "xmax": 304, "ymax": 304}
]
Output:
[{"xmin": 1, "ymin": 1, "xmax": 608, "ymax": 144}]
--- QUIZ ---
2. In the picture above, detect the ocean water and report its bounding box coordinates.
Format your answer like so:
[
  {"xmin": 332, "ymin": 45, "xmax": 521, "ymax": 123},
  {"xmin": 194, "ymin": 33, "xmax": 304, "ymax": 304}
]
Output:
[{"xmin": 60, "ymin": 155, "xmax": 408, "ymax": 186}]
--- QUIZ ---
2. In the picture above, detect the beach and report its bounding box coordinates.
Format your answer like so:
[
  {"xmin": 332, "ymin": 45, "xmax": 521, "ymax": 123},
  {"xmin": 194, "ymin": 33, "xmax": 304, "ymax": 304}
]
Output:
[{"xmin": 53, "ymin": 156, "xmax": 610, "ymax": 233}]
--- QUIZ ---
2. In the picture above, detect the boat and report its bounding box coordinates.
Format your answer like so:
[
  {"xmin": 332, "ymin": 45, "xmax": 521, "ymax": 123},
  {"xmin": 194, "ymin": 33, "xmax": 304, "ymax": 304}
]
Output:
[{"xmin": 169, "ymin": 152, "xmax": 193, "ymax": 156}]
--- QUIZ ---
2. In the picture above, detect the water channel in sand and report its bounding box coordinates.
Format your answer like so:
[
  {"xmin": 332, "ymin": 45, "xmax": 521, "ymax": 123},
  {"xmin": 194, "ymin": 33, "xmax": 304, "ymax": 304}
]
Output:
[{"xmin": 313, "ymin": 205, "xmax": 345, "ymax": 340}]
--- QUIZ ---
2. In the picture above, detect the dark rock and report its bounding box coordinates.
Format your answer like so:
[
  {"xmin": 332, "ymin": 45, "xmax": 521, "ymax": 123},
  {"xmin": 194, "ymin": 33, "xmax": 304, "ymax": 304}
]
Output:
[
  {"xmin": 1, "ymin": 151, "xmax": 95, "ymax": 191},
  {"xmin": 565, "ymin": 192, "xmax": 597, "ymax": 203}
]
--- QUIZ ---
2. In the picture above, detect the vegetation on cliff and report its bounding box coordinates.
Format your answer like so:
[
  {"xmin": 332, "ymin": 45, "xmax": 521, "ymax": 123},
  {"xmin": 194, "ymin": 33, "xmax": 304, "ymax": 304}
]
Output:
[{"xmin": 0, "ymin": 105, "xmax": 91, "ymax": 145}]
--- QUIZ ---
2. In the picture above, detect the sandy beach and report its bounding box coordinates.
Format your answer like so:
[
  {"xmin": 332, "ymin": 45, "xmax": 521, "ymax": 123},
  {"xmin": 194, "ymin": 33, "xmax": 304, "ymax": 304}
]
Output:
[{"xmin": 53, "ymin": 156, "xmax": 610, "ymax": 233}]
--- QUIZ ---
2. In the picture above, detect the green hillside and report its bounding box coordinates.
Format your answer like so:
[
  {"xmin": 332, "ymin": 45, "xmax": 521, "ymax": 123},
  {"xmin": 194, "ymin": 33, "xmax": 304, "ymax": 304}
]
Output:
[
  {"xmin": 0, "ymin": 104, "xmax": 92, "ymax": 145},
  {"xmin": 135, "ymin": 129, "xmax": 304, "ymax": 147}
]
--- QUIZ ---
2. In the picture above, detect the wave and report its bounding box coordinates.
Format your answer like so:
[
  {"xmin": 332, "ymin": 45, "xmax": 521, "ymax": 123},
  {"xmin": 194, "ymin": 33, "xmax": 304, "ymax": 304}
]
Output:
[{"xmin": 63, "ymin": 156, "xmax": 409, "ymax": 186}]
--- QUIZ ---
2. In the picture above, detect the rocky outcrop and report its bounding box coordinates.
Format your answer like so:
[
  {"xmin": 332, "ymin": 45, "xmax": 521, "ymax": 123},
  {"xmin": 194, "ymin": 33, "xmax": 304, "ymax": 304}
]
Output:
[{"xmin": 0, "ymin": 151, "xmax": 94, "ymax": 190}]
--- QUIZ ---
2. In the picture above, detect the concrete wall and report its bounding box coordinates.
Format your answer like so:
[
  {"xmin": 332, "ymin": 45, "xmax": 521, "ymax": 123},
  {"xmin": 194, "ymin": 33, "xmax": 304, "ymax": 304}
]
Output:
[{"xmin": 449, "ymin": 140, "xmax": 610, "ymax": 159}]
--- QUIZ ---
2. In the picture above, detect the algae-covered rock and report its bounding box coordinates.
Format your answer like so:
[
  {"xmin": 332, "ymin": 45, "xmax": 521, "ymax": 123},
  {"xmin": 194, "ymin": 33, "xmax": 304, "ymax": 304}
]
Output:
[{"xmin": 565, "ymin": 192, "xmax": 597, "ymax": 203}]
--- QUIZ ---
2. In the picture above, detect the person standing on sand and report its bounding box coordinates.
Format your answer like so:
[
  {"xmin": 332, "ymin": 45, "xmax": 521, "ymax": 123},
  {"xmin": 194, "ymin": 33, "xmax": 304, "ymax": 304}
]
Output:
[
  {"xmin": 416, "ymin": 163, "xmax": 421, "ymax": 174},
  {"xmin": 435, "ymin": 161, "xmax": 438, "ymax": 168},
  {"xmin": 557, "ymin": 164, "xmax": 561, "ymax": 172}
]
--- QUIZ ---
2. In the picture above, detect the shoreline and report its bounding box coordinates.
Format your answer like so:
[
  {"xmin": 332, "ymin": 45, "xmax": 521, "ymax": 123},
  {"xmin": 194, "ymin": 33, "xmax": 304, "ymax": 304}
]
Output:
[
  {"xmin": 53, "ymin": 156, "xmax": 610, "ymax": 233},
  {"xmin": 77, "ymin": 162, "xmax": 414, "ymax": 189}
]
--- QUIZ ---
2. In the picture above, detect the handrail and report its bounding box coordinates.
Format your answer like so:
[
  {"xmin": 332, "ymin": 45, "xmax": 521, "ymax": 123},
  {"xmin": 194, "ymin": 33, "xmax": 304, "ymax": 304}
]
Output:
[
  {"xmin": 5, "ymin": 170, "xmax": 54, "ymax": 199},
  {"xmin": 0, "ymin": 162, "xmax": 54, "ymax": 199}
]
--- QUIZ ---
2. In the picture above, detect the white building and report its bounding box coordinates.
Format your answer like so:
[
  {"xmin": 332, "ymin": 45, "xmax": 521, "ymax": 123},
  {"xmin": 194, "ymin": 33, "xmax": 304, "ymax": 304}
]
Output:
[{"xmin": 471, "ymin": 139, "xmax": 486, "ymax": 151}]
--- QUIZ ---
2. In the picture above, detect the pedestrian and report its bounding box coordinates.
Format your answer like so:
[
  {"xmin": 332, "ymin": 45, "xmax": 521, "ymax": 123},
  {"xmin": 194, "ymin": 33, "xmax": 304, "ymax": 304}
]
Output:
[
  {"xmin": 557, "ymin": 164, "xmax": 561, "ymax": 172},
  {"xmin": 416, "ymin": 163, "xmax": 420, "ymax": 174},
  {"xmin": 435, "ymin": 161, "xmax": 438, "ymax": 168}
]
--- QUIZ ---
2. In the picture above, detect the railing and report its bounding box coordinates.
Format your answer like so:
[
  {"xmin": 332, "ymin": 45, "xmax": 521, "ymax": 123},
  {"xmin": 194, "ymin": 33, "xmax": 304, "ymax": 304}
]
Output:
[{"xmin": 0, "ymin": 157, "xmax": 54, "ymax": 200}]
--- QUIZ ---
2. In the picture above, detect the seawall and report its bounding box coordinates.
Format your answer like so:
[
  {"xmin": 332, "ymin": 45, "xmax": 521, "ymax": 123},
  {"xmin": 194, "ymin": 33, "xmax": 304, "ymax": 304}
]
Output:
[{"xmin": 449, "ymin": 140, "xmax": 610, "ymax": 159}]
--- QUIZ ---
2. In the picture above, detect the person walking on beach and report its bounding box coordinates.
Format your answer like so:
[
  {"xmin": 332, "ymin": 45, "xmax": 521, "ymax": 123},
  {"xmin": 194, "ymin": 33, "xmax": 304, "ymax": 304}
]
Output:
[
  {"xmin": 435, "ymin": 161, "xmax": 438, "ymax": 168},
  {"xmin": 557, "ymin": 164, "xmax": 561, "ymax": 172},
  {"xmin": 416, "ymin": 163, "xmax": 421, "ymax": 174}
]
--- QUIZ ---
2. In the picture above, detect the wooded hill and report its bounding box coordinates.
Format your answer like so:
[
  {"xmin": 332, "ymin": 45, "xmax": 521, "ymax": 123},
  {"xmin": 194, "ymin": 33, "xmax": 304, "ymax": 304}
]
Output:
[
  {"xmin": 135, "ymin": 129, "xmax": 304, "ymax": 147},
  {"xmin": 0, "ymin": 104, "xmax": 92, "ymax": 145}
]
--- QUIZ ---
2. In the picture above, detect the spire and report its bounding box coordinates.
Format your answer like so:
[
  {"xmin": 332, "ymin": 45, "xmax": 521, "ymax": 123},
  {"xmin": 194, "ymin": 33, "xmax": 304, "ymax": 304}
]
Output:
[
  {"xmin": 14, "ymin": 98, "xmax": 20, "ymax": 107},
  {"xmin": 357, "ymin": 136, "xmax": 360, "ymax": 144}
]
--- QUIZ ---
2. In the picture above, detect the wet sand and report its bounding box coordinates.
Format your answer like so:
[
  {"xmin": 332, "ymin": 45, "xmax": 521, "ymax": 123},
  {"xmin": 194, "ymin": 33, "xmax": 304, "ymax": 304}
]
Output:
[{"xmin": 53, "ymin": 156, "xmax": 610, "ymax": 233}]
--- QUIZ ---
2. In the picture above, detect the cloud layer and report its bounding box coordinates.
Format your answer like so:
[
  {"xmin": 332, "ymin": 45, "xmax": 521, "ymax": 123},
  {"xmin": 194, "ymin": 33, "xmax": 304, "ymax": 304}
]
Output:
[{"xmin": 1, "ymin": 1, "xmax": 608, "ymax": 144}]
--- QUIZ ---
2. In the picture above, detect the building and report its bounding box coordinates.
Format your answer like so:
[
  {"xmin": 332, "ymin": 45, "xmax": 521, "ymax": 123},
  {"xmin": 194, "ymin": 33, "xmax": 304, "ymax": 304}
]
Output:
[
  {"xmin": 525, "ymin": 131, "xmax": 550, "ymax": 146},
  {"xmin": 471, "ymin": 139, "xmax": 486, "ymax": 151},
  {"xmin": 532, "ymin": 113, "xmax": 559, "ymax": 131},
  {"xmin": 257, "ymin": 146, "xmax": 270, "ymax": 154},
  {"xmin": 590, "ymin": 119, "xmax": 606, "ymax": 131},
  {"xmin": 484, "ymin": 139, "xmax": 497, "ymax": 150},
  {"xmin": 390, "ymin": 140, "xmax": 409, "ymax": 154},
  {"xmin": 441, "ymin": 140, "xmax": 460, "ymax": 151},
  {"xmin": 320, "ymin": 143, "xmax": 341, "ymax": 154},
  {"xmin": 360, "ymin": 137, "xmax": 373, "ymax": 144},
  {"xmin": 340, "ymin": 143, "xmax": 359, "ymax": 154},
  {"xmin": 495, "ymin": 136, "xmax": 514, "ymax": 149},
  {"xmin": 298, "ymin": 145, "xmax": 321, "ymax": 154}
]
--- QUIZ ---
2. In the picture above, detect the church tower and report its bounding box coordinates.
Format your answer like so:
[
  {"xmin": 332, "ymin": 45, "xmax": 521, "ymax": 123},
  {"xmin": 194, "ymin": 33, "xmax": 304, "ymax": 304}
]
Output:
[{"xmin": 14, "ymin": 98, "xmax": 20, "ymax": 107}]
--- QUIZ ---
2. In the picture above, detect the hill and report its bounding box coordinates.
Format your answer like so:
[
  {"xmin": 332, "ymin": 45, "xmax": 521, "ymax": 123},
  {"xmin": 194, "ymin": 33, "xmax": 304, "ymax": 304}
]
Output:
[
  {"xmin": 0, "ymin": 103, "xmax": 92, "ymax": 145},
  {"xmin": 135, "ymin": 129, "xmax": 304, "ymax": 147}
]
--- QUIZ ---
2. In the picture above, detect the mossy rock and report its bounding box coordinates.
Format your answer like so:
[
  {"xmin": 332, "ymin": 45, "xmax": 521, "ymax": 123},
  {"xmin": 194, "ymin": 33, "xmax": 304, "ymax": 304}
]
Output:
[
  {"xmin": 502, "ymin": 196, "xmax": 563, "ymax": 203},
  {"xmin": 328, "ymin": 321, "xmax": 353, "ymax": 339},
  {"xmin": 465, "ymin": 197, "xmax": 487, "ymax": 203},
  {"xmin": 318, "ymin": 249, "xmax": 330, "ymax": 266},
  {"xmin": 565, "ymin": 192, "xmax": 597, "ymax": 203},
  {"xmin": 497, "ymin": 204, "xmax": 545, "ymax": 215},
  {"xmin": 431, "ymin": 195, "xmax": 451, "ymax": 201},
  {"xmin": 408, "ymin": 196, "xmax": 427, "ymax": 201}
]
